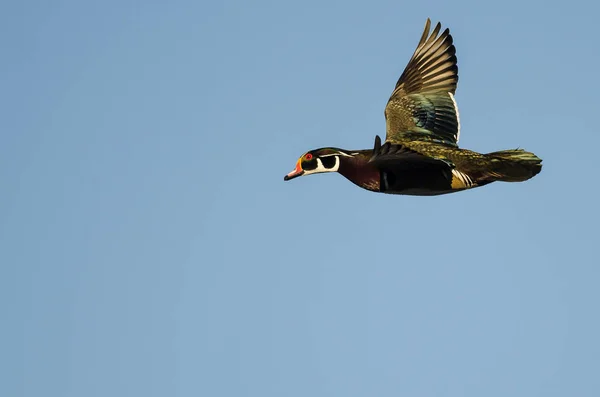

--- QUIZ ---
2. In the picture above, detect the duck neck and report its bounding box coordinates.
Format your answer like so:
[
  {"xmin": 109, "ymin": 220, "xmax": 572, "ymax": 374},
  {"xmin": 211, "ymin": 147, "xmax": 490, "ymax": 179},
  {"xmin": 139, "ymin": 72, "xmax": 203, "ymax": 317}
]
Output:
[{"xmin": 337, "ymin": 151, "xmax": 380, "ymax": 192}]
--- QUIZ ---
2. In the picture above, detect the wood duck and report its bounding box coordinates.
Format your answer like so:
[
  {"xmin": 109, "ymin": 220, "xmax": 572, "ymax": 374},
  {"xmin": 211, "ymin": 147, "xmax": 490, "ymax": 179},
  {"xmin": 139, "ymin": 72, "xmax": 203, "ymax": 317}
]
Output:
[{"xmin": 284, "ymin": 19, "xmax": 542, "ymax": 196}]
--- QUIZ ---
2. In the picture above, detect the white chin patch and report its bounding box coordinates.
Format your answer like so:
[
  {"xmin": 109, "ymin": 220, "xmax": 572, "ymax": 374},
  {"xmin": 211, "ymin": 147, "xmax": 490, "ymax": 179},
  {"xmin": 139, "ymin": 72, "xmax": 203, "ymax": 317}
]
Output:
[{"xmin": 304, "ymin": 157, "xmax": 340, "ymax": 176}]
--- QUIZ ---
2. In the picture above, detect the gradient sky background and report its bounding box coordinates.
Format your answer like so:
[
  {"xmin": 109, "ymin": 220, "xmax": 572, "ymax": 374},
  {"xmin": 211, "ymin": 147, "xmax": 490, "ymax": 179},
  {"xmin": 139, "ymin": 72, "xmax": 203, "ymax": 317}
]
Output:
[{"xmin": 2, "ymin": 1, "xmax": 599, "ymax": 396}]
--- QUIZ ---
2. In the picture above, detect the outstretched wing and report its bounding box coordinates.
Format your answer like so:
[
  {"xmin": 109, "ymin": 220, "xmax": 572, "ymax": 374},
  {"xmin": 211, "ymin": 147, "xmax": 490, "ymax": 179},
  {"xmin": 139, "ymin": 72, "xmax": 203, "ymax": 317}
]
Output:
[{"xmin": 384, "ymin": 19, "xmax": 460, "ymax": 147}]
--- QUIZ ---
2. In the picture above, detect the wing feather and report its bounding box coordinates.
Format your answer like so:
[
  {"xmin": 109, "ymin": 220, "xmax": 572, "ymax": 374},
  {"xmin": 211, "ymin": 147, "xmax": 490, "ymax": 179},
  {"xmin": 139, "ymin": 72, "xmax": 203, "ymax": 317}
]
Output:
[{"xmin": 384, "ymin": 19, "xmax": 461, "ymax": 146}]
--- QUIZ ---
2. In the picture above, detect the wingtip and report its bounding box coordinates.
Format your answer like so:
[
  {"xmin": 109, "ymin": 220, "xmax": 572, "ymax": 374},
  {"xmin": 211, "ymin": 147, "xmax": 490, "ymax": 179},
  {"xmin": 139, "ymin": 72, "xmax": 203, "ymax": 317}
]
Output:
[
  {"xmin": 420, "ymin": 19, "xmax": 432, "ymax": 44},
  {"xmin": 423, "ymin": 19, "xmax": 445, "ymax": 38}
]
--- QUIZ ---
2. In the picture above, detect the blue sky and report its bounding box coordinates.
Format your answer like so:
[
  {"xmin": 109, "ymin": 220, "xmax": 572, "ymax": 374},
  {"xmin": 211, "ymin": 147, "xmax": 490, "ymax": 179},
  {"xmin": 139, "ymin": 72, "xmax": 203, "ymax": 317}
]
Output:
[{"xmin": 2, "ymin": 1, "xmax": 599, "ymax": 396}]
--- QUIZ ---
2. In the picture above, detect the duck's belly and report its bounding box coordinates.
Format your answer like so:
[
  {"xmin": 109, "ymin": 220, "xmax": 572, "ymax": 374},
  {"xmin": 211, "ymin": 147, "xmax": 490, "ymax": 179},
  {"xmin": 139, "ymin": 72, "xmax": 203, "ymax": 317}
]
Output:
[
  {"xmin": 378, "ymin": 168, "xmax": 477, "ymax": 196},
  {"xmin": 383, "ymin": 187, "xmax": 466, "ymax": 196}
]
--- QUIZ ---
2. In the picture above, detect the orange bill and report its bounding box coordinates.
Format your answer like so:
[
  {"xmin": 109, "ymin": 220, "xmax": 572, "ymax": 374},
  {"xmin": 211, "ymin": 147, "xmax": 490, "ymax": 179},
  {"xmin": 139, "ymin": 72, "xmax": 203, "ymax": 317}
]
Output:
[{"xmin": 283, "ymin": 159, "xmax": 304, "ymax": 181}]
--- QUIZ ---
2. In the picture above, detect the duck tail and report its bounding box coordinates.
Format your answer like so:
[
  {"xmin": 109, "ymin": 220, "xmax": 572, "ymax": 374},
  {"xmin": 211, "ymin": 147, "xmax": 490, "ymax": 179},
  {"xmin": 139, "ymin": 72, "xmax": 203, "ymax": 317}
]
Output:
[{"xmin": 484, "ymin": 149, "xmax": 543, "ymax": 182}]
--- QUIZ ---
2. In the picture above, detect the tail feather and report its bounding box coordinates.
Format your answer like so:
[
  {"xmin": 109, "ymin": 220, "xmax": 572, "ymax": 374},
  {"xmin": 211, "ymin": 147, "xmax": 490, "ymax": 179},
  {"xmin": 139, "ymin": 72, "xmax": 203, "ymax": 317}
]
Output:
[{"xmin": 485, "ymin": 149, "xmax": 542, "ymax": 182}]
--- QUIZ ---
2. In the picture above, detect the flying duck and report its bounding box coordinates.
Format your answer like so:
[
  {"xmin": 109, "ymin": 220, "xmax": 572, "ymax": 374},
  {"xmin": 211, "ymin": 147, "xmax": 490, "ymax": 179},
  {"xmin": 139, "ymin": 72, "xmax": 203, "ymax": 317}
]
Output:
[{"xmin": 284, "ymin": 19, "xmax": 542, "ymax": 195}]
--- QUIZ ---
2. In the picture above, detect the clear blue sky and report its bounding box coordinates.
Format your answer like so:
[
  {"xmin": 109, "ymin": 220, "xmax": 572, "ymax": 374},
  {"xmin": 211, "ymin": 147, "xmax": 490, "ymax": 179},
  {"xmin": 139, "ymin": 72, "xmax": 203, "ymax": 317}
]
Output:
[{"xmin": 2, "ymin": 1, "xmax": 599, "ymax": 396}]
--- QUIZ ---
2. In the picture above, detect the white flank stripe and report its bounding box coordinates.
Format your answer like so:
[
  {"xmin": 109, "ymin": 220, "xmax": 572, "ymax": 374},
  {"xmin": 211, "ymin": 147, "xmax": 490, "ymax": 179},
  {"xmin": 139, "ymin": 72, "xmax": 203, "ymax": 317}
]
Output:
[{"xmin": 452, "ymin": 169, "xmax": 473, "ymax": 188}]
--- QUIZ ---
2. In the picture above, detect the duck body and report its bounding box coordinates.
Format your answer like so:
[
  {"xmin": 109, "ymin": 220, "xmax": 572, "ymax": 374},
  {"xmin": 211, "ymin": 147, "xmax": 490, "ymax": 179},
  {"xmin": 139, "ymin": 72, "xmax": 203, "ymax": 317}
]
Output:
[
  {"xmin": 284, "ymin": 20, "xmax": 542, "ymax": 195},
  {"xmin": 312, "ymin": 139, "xmax": 541, "ymax": 196}
]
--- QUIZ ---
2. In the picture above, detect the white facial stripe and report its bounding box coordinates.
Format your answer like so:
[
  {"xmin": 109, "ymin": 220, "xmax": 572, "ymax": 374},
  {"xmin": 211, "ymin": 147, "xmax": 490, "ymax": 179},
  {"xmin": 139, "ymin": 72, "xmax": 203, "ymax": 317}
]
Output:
[
  {"xmin": 318, "ymin": 153, "xmax": 339, "ymax": 158},
  {"xmin": 318, "ymin": 151, "xmax": 357, "ymax": 158}
]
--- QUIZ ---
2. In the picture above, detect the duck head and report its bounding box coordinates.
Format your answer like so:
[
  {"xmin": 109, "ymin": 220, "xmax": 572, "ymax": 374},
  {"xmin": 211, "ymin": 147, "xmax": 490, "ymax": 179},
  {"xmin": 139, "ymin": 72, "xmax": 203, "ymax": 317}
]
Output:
[{"xmin": 284, "ymin": 148, "xmax": 355, "ymax": 181}]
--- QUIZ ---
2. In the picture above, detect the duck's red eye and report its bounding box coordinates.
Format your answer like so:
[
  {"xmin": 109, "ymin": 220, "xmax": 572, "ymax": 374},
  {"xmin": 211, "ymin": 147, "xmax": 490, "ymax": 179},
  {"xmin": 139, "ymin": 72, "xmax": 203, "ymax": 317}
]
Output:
[{"xmin": 305, "ymin": 153, "xmax": 313, "ymax": 160}]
